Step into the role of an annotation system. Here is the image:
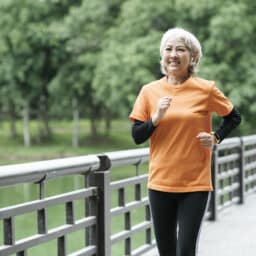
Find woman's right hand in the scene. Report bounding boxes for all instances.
[152,96,172,126]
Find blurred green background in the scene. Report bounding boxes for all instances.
[0,0,255,163]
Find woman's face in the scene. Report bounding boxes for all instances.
[162,38,191,77]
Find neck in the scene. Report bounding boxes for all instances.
[167,74,190,85]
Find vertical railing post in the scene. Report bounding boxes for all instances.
[91,155,111,256]
[37,208,48,234]
[4,217,15,245]
[239,137,245,204]
[17,251,27,256]
[37,178,48,235]
[58,236,66,256]
[210,145,218,221]
[85,172,97,248]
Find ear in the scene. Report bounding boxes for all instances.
[191,54,199,63]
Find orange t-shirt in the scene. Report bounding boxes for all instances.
[129,76,233,192]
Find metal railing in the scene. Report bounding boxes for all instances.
[0,135,256,256]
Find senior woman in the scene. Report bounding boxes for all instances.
[129,27,241,256]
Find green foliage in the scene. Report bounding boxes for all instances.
[0,0,255,139]
[49,0,124,121]
[198,2,256,134]
[0,0,81,118]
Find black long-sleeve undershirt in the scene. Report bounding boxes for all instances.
[132,118,157,144]
[131,107,241,145]
[214,107,241,143]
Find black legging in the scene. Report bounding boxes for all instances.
[148,189,209,256]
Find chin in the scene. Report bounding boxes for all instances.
[167,68,180,74]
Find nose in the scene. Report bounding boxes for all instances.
[169,49,178,58]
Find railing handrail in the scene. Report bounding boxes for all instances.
[0,155,100,187]
[216,136,241,149]
[242,134,256,145]
[102,147,149,168]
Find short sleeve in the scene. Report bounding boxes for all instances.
[208,84,233,116]
[129,86,150,122]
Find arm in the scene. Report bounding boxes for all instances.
[197,107,241,149]
[214,107,241,143]
[132,119,157,144]
[131,96,172,144]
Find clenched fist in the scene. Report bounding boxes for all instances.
[152,96,172,126]
[197,132,215,149]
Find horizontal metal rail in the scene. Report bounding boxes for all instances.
[0,187,97,219]
[0,155,100,187]
[103,148,149,168]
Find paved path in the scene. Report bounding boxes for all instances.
[144,193,256,256]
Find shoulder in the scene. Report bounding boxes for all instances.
[140,77,164,93]
[190,76,215,90]
[143,77,163,89]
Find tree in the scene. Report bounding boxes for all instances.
[49,0,125,145]
[200,1,256,134]
[0,0,81,146]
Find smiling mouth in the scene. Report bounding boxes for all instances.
[168,61,179,66]
[168,58,179,63]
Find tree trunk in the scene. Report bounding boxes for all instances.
[90,117,98,138]
[23,102,31,147]
[104,109,112,136]
[39,95,51,140]
[89,106,99,138]
[35,113,42,144]
[72,98,80,148]
[9,101,17,139]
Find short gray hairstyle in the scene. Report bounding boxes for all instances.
[159,27,202,75]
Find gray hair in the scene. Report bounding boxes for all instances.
[159,27,202,75]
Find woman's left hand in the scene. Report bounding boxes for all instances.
[196,132,215,149]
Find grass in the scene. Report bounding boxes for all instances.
[0,119,148,165]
